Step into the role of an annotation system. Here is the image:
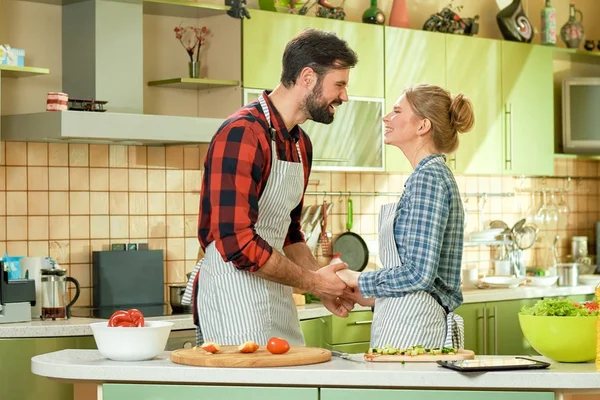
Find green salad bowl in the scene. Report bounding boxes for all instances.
[518,314,597,363]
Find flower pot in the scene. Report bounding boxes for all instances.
[189,61,200,79]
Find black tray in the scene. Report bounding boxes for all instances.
[437,357,551,372]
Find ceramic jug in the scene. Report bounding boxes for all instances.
[560,3,584,48]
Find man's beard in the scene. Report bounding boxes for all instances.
[303,82,341,125]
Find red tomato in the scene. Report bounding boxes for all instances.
[267,337,290,354]
[108,309,145,327]
[127,309,145,327]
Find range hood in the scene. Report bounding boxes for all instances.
[2,0,227,145]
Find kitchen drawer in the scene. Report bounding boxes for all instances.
[324,311,373,345]
[325,342,370,354]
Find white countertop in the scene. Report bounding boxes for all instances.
[2,286,595,339]
[31,349,600,391]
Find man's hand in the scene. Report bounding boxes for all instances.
[336,269,361,288]
[345,288,375,308]
[311,261,349,299]
[322,294,354,318]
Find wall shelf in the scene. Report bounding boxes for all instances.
[142,0,230,18]
[552,46,600,63]
[0,65,50,77]
[147,77,239,90]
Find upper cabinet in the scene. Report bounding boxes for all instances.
[384,27,446,173]
[501,42,554,176]
[242,10,384,99]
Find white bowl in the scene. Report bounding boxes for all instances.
[90,320,173,361]
[527,276,559,287]
[579,274,600,286]
[480,275,526,288]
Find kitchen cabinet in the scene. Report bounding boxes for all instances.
[455,298,540,356]
[321,389,553,400]
[446,35,503,175]
[501,42,554,176]
[0,336,96,400]
[242,10,384,99]
[384,27,446,173]
[102,384,317,400]
[300,317,326,348]
[322,310,372,354]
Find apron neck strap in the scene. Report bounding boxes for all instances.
[258,94,276,142]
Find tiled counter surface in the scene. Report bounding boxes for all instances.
[1,285,595,338]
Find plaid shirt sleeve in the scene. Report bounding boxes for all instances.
[358,171,449,297]
[199,120,273,272]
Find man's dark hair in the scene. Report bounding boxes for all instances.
[280,28,358,88]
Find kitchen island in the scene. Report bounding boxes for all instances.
[32,349,600,400]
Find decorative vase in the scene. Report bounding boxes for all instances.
[189,61,200,79]
[540,0,556,46]
[389,0,409,28]
[560,3,584,49]
[496,0,534,43]
[362,0,385,25]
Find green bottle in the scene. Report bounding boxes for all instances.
[362,0,385,25]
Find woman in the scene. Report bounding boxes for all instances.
[338,84,474,350]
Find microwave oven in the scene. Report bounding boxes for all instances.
[562,77,600,155]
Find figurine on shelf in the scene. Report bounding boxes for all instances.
[299,0,345,20]
[423,2,479,36]
[174,24,212,79]
[225,0,251,19]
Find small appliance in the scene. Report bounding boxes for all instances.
[0,266,36,324]
[562,77,600,155]
[40,266,81,320]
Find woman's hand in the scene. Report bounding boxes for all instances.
[345,287,375,308]
[336,269,360,288]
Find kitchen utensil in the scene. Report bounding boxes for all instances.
[320,201,332,257]
[365,349,475,362]
[331,350,366,362]
[170,346,331,368]
[300,205,314,232]
[40,267,81,320]
[556,263,579,287]
[169,284,191,314]
[333,198,369,272]
[90,320,173,361]
[305,203,323,241]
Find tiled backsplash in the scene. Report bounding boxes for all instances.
[1,141,598,309]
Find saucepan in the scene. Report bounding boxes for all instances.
[169,284,192,314]
[333,198,369,272]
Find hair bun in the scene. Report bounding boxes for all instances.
[449,93,475,134]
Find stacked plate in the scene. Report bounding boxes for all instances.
[579,274,600,286]
[467,228,505,242]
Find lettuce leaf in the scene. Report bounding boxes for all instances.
[520,298,596,316]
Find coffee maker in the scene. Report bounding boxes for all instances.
[0,264,36,324]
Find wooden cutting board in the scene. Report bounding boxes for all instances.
[170,346,331,368]
[365,349,475,362]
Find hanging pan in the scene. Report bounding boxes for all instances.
[333,197,369,272]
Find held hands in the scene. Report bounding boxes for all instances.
[336,269,375,308]
[313,261,355,318]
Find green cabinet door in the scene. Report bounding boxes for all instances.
[488,299,539,356]
[445,35,503,175]
[300,317,325,348]
[565,294,595,303]
[501,42,554,176]
[324,342,370,354]
[454,302,485,355]
[384,27,446,173]
[243,10,384,98]
[321,389,553,400]
[103,384,318,400]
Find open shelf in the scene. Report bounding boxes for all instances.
[147,77,239,90]
[552,46,600,63]
[0,65,50,77]
[142,0,230,18]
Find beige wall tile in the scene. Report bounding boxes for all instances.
[90,239,111,253]
[183,170,202,192]
[90,192,109,215]
[166,170,184,192]
[149,215,166,238]
[109,216,129,238]
[166,147,184,169]
[129,192,148,215]
[69,192,90,215]
[90,168,109,191]
[147,147,166,169]
[90,216,110,239]
[360,174,375,192]
[166,260,185,283]
[89,145,109,167]
[49,144,69,166]
[129,169,147,192]
[70,168,90,191]
[7,216,27,240]
[110,192,129,215]
[109,168,128,191]
[69,144,89,167]
[70,263,91,288]
[6,192,27,215]
[7,241,27,257]
[184,215,197,237]
[49,167,69,191]
[27,143,48,166]
[49,192,70,215]
[129,146,147,168]
[74,288,91,307]
[28,166,49,191]
[28,240,49,257]
[28,192,47,215]
[6,167,27,190]
[346,173,361,193]
[69,240,91,264]
[166,238,185,260]
[27,216,48,240]
[109,145,128,168]
[148,193,166,215]
[69,216,89,239]
[129,216,148,239]
[184,193,200,215]
[185,237,199,260]
[0,218,5,241]
[148,170,166,192]
[0,167,5,191]
[5,142,27,166]
[167,193,184,214]
[49,241,70,264]
[183,147,200,170]
[167,215,184,237]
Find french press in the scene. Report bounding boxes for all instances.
[40,267,81,320]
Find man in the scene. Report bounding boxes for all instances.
[185,28,359,346]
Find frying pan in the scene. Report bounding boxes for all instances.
[333,198,369,272]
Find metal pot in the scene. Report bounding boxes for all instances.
[556,263,579,287]
[169,284,192,314]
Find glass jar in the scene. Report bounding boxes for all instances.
[572,236,588,262]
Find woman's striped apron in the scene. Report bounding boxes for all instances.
[371,197,464,349]
[190,93,306,346]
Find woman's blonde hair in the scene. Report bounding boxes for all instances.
[403,84,475,154]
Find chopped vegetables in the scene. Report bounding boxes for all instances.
[520,298,599,317]
[367,345,457,356]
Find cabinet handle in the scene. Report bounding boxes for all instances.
[482,307,487,355]
[492,306,498,355]
[347,320,373,326]
[504,103,513,170]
